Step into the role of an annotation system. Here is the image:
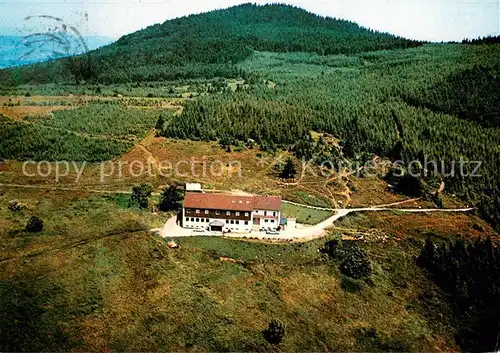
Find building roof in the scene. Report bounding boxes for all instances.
[254,195,282,211]
[183,193,282,211]
[184,193,254,211]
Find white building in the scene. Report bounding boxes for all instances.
[185,183,202,192]
[182,193,282,233]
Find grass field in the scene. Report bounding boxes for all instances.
[1,177,492,351]
[282,202,332,225]
[0,206,458,351]
[0,187,167,261]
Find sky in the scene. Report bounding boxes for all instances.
[0,0,499,42]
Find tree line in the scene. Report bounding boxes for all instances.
[418,238,500,351]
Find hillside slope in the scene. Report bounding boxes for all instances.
[0,3,423,85]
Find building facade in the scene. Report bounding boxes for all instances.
[182,193,282,233]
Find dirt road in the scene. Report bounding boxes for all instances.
[153,205,474,242]
[288,206,474,241]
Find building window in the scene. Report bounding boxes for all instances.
[196,218,200,222]
[215,211,220,215]
[244,212,249,217]
[186,209,191,214]
[235,212,240,216]
[226,211,231,216]
[264,211,267,216]
[264,219,268,223]
[196,209,200,214]
[270,219,274,223]
[236,220,239,225]
[205,210,209,214]
[230,220,234,224]
[273,211,276,216]
[245,221,248,225]
[226,219,229,223]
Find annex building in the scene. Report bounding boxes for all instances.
[182,193,282,233]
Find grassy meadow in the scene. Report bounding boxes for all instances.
[282,202,332,225]
[0,187,457,351]
[1,180,495,351]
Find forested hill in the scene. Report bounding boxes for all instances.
[0,3,423,85]
[115,3,422,60]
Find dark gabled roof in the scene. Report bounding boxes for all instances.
[183,193,282,211]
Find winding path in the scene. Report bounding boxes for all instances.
[272,206,475,241]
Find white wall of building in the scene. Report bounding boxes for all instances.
[183,215,253,233]
[253,209,281,228]
[182,207,281,233]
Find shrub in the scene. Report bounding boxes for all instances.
[394,174,423,197]
[385,166,423,197]
[155,115,165,130]
[280,158,297,179]
[8,200,26,212]
[434,194,444,208]
[25,216,44,233]
[340,245,372,279]
[320,239,341,258]
[472,223,484,232]
[263,319,286,345]
[131,183,154,209]
[158,185,184,212]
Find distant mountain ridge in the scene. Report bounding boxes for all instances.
[0,3,424,84]
[0,35,114,69]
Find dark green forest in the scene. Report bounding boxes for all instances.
[418,238,500,351]
[0,4,423,85]
[0,121,132,162]
[0,105,170,161]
